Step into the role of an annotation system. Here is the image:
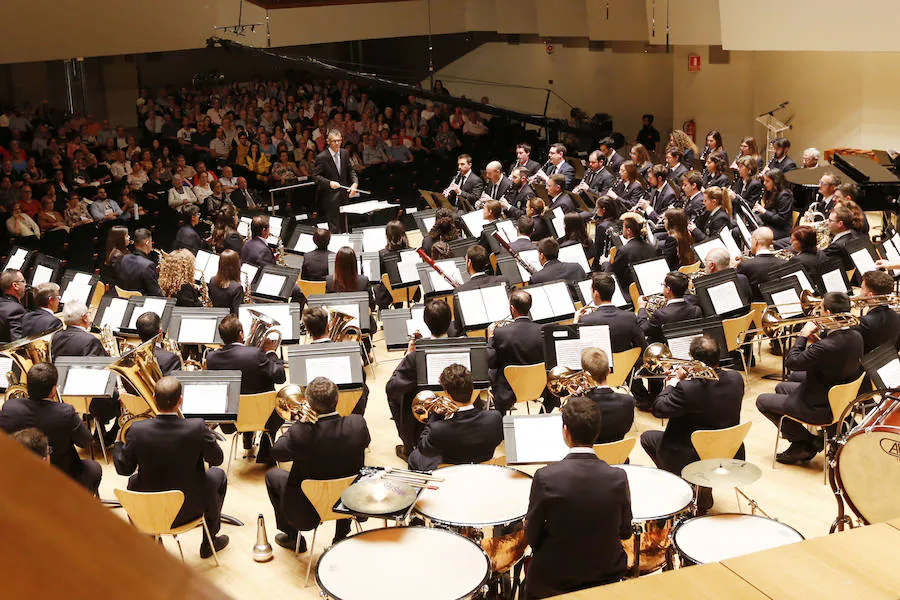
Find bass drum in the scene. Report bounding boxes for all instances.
[833,397,900,525]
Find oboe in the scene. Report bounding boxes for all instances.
[492,231,536,275]
[416,248,460,288]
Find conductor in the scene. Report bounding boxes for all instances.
[314,129,358,233]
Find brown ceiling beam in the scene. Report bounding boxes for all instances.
[247,0,399,9]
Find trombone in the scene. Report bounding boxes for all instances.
[737,309,859,343]
[635,343,718,381]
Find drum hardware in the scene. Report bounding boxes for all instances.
[274,384,317,423]
[546,366,598,398]
[681,458,770,519]
[252,513,273,562]
[411,390,459,423]
[637,343,719,381]
[325,308,362,343]
[0,325,61,400]
[738,309,859,342]
[246,308,283,351]
[416,248,461,288]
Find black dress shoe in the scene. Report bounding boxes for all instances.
[200,534,229,558]
[242,433,255,450]
[776,443,819,465]
[276,532,306,552]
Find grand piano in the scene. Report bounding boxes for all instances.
[785,153,900,213]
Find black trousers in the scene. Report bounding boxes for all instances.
[756,381,818,444]
[70,459,103,497]
[265,468,350,541]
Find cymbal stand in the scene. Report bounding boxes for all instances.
[734,487,771,519]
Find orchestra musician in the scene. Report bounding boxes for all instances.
[266,376,370,551]
[443,154,484,208]
[786,226,823,281]
[477,200,503,250]
[208,249,245,315]
[510,216,537,253]
[573,151,614,198]
[581,348,635,443]
[114,376,230,558]
[209,204,243,255]
[753,169,794,241]
[689,186,732,241]
[834,191,869,234]
[559,213,596,265]
[325,246,376,317]
[680,171,706,224]
[314,129,359,232]
[205,315,286,465]
[603,216,657,290]
[765,137,797,173]
[0,363,102,496]
[527,198,552,242]
[637,271,702,344]
[529,238,587,285]
[731,156,763,207]
[511,143,541,177]
[665,147,689,182]
[637,164,677,224]
[822,205,861,277]
[500,166,536,219]
[545,174,576,214]
[487,290,545,414]
[534,143,575,191]
[116,228,163,296]
[302,307,369,415]
[801,148,820,169]
[704,248,752,303]
[524,396,632,599]
[477,161,511,206]
[661,209,699,270]
[736,227,780,302]
[576,273,645,353]
[598,137,625,173]
[22,282,62,336]
[606,161,644,208]
[731,136,764,172]
[173,205,204,255]
[240,214,278,268]
[630,144,653,181]
[756,292,863,464]
[816,172,841,215]
[0,268,27,341]
[591,197,623,260]
[159,249,203,307]
[640,335,744,512]
[135,312,182,376]
[851,270,900,352]
[702,153,729,189]
[420,208,461,256]
[407,364,502,471]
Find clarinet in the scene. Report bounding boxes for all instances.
[492,231,537,275]
[416,248,460,288]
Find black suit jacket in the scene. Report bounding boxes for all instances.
[314,148,358,206]
[788,250,823,282]
[208,279,244,315]
[613,181,644,208]
[487,317,545,412]
[0,396,94,479]
[0,295,25,341]
[529,259,586,286]
[606,152,625,173]
[586,387,635,443]
[530,215,553,242]
[737,253,783,301]
[637,299,703,343]
[114,414,223,525]
[703,172,730,189]
[525,453,632,599]
[670,163,689,181]
[483,176,512,202]
[270,413,370,530]
[513,159,542,177]
[758,190,795,240]
[240,236,275,267]
[116,251,163,296]
[732,177,763,206]
[155,346,181,376]
[547,193,576,215]
[767,156,797,173]
[546,161,575,190]
[645,184,678,221]
[449,172,484,207]
[852,305,900,353]
[579,304,646,353]
[205,343,286,394]
[694,208,732,241]
[582,168,614,195]
[173,225,203,255]
[606,237,658,290]
[228,188,263,211]
[504,184,536,220]
[300,249,333,281]
[651,369,744,474]
[510,237,537,253]
[51,326,106,358]
[417,406,503,464]
[21,308,62,338]
[822,231,862,274]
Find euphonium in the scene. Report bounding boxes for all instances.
[411,390,458,423]
[326,309,362,343]
[639,343,719,380]
[274,384,318,423]
[105,335,164,408]
[546,366,599,398]
[246,309,283,350]
[0,325,61,400]
[642,294,667,316]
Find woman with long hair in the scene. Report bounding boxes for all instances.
[375,220,413,310]
[701,130,728,166]
[159,249,202,307]
[690,186,733,241]
[326,246,376,332]
[609,161,644,208]
[669,129,699,166]
[731,136,763,172]
[753,168,794,240]
[101,226,130,286]
[560,213,596,264]
[209,249,244,315]
[592,196,624,260]
[210,204,243,254]
[630,144,653,180]
[422,208,461,255]
[245,142,271,184]
[702,153,730,189]
[662,209,699,269]
[732,155,763,206]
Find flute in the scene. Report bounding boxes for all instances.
[492,231,536,275]
[416,248,460,288]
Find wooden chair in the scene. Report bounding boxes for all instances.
[336,389,363,416]
[483,454,507,466]
[791,210,800,227]
[114,286,142,300]
[608,246,617,265]
[608,347,643,388]
[88,283,106,311]
[678,261,703,275]
[466,328,487,338]
[692,422,753,461]
[61,395,108,464]
[593,437,636,464]
[772,373,865,481]
[380,273,418,308]
[299,475,359,586]
[628,282,641,314]
[114,489,219,566]
[297,279,326,298]
[721,312,756,376]
[227,391,278,474]
[504,362,547,414]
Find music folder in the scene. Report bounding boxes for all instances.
[383,249,423,289]
[527,280,577,324]
[238,302,302,343]
[381,307,414,351]
[354,225,388,253]
[119,297,177,333]
[3,246,33,274]
[416,257,469,296]
[454,283,510,331]
[816,258,851,294]
[543,323,614,372]
[692,269,750,318]
[661,316,728,361]
[630,256,671,297]
[59,269,100,308]
[862,344,900,391]
[167,307,230,344]
[286,224,317,254]
[495,256,527,286]
[327,251,382,282]
[54,357,117,398]
[173,370,242,421]
[414,337,490,390]
[503,414,569,465]
[251,264,301,301]
[576,275,629,310]
[460,210,488,238]
[412,209,438,237]
[287,342,364,389]
[307,291,372,333]
[761,278,804,319]
[29,253,62,287]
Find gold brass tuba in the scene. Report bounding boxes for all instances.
[546,366,598,398]
[246,309,283,350]
[411,390,458,423]
[326,308,362,343]
[0,325,61,400]
[105,335,164,409]
[274,384,318,423]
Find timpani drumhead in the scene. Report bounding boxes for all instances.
[673,514,804,565]
[316,527,490,600]
[415,464,532,527]
[836,426,900,524]
[614,464,694,520]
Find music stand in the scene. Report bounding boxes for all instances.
[760,278,805,381]
[414,340,490,390]
[543,323,614,372]
[460,210,488,239]
[412,209,438,237]
[173,370,242,422]
[307,291,372,334]
[381,307,414,351]
[286,224,318,254]
[449,237,479,258]
[454,283,511,332]
[251,265,301,302]
[327,252,381,282]
[631,256,671,297]
[816,259,852,294]
[542,207,566,239]
[416,258,468,297]
[845,236,880,280]
[287,342,365,389]
[167,308,229,345]
[120,297,176,334]
[2,246,33,273]
[238,302,303,344]
[503,414,569,465]
[862,344,900,390]
[55,357,117,402]
[756,110,790,165]
[769,262,816,295]
[576,275,630,309]
[661,316,729,362]
[383,250,422,292]
[692,270,750,319]
[29,253,62,287]
[526,280,577,324]
[93,296,129,332]
[59,270,101,309]
[353,225,388,253]
[558,243,590,273]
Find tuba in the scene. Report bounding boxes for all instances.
[326,308,362,343]
[0,325,61,400]
[105,335,164,409]
[546,366,598,398]
[411,390,458,423]
[246,309,283,350]
[274,384,318,423]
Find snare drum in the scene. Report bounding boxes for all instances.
[414,464,532,573]
[316,527,491,600]
[673,514,804,566]
[615,464,695,574]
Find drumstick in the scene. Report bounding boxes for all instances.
[383,466,444,482]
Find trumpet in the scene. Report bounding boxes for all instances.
[738,308,859,342]
[411,390,458,423]
[547,366,598,398]
[637,343,719,380]
[274,384,318,423]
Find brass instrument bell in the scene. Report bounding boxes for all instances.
[411,390,458,423]
[275,384,318,423]
[246,309,283,350]
[546,366,598,398]
[253,513,274,562]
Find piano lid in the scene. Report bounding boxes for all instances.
[784,165,844,187]
[832,153,899,184]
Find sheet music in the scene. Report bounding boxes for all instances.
[178,318,217,343]
[551,207,565,238]
[128,298,168,329]
[63,369,110,396]
[406,307,431,339]
[6,248,27,271]
[496,221,517,242]
[510,415,568,464]
[708,281,745,314]
[241,263,259,286]
[269,216,284,239]
[397,261,420,284]
[361,257,376,281]
[693,238,727,263]
[882,237,900,277]
[422,217,436,232]
[202,253,220,283]
[555,326,613,370]
[558,244,590,272]
[516,249,542,281]
[361,228,387,252]
[237,218,251,238]
[577,279,593,305]
[239,304,292,339]
[735,216,753,247]
[821,269,847,293]
[306,355,354,385]
[399,249,422,264]
[771,289,803,318]
[718,227,743,259]
[61,281,92,305]
[850,248,877,277]
[429,260,461,292]
[328,234,351,253]
[457,289,489,325]
[294,233,316,253]
[426,352,471,385]
[668,334,699,360]
[32,264,53,286]
[877,359,900,389]
[633,259,669,296]
[256,273,285,297]
[482,285,512,322]
[461,211,487,238]
[182,384,229,415]
[782,270,814,293]
[0,356,12,391]
[72,272,92,286]
[529,287,553,321]
[195,250,212,274]
[545,282,575,314]
[100,298,128,329]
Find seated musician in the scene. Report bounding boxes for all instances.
[487,290,545,414]
[476,200,503,250]
[386,298,454,459]
[527,197,552,241]
[636,271,702,344]
[449,245,509,335]
[640,336,744,513]
[206,315,285,465]
[477,161,511,207]
[753,169,794,241]
[703,248,752,307]
[511,142,541,177]
[581,348,635,443]
[559,213,596,264]
[736,227,780,302]
[22,282,62,337]
[325,246,376,331]
[241,214,279,268]
[833,184,869,234]
[302,306,368,415]
[135,312,181,376]
[661,209,699,271]
[0,363,102,495]
[510,215,537,253]
[208,249,245,315]
[679,171,705,225]
[573,151,614,198]
[822,205,862,278]
[636,164,677,224]
[689,186,732,241]
[159,249,203,307]
[765,137,797,173]
[576,273,645,353]
[114,376,229,558]
[266,376,370,552]
[756,292,864,465]
[115,228,163,296]
[51,300,119,444]
[544,173,576,214]
[529,237,587,285]
[731,156,763,207]
[602,216,657,290]
[665,146,688,182]
[500,166,536,220]
[421,208,462,256]
[786,226,823,282]
[172,205,204,255]
[0,268,26,341]
[299,227,333,282]
[444,153,484,208]
[407,364,502,471]
[852,270,900,352]
[524,397,632,599]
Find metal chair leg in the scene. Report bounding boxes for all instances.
[226,433,238,476]
[201,518,220,566]
[305,527,319,586]
[175,534,185,563]
[772,416,785,469]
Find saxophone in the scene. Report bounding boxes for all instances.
[242,271,252,303]
[100,325,121,357]
[276,238,286,266]
[199,277,212,307]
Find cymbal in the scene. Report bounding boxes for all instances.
[341,477,418,515]
[681,459,762,488]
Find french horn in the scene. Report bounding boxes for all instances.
[411,390,458,423]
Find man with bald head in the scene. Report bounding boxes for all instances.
[477,160,511,208]
[736,227,781,302]
[705,248,752,302]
